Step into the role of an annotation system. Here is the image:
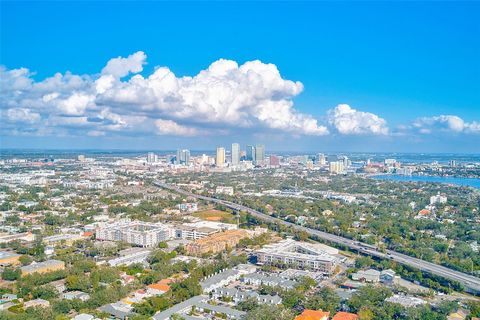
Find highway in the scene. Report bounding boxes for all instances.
[154,181,480,294]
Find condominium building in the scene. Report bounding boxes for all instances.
[147,152,157,164]
[96,220,173,247]
[329,161,345,174]
[255,239,339,275]
[176,149,190,165]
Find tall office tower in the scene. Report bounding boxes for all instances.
[77,155,85,162]
[316,153,326,165]
[450,160,457,167]
[255,144,265,165]
[147,152,156,163]
[329,161,345,174]
[246,145,255,162]
[216,147,225,167]
[231,143,240,166]
[176,149,191,165]
[340,155,350,168]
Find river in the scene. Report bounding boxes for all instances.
[371,175,480,189]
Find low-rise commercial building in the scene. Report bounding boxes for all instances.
[385,294,427,308]
[0,251,21,266]
[0,232,35,244]
[43,233,85,246]
[20,259,65,276]
[108,248,152,267]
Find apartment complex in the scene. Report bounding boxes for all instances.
[255,239,339,274]
[96,220,173,247]
[186,229,249,255]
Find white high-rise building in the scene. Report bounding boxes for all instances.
[329,161,345,174]
[316,153,326,165]
[216,147,225,167]
[176,149,191,165]
[147,152,157,163]
[231,143,240,166]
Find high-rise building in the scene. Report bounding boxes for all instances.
[340,156,350,168]
[77,155,85,162]
[176,149,191,165]
[147,152,157,163]
[231,143,240,166]
[246,145,255,162]
[255,144,265,165]
[316,153,326,165]
[450,160,457,167]
[329,161,345,174]
[216,147,225,167]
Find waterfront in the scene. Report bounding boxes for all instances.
[372,174,480,189]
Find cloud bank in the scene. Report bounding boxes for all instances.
[1,52,331,138]
[412,115,480,134]
[1,51,477,141]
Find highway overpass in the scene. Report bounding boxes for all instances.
[154,181,480,294]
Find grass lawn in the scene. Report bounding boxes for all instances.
[193,209,236,223]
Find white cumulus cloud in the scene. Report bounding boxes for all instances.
[327,104,388,135]
[154,119,199,136]
[0,51,331,138]
[6,108,41,124]
[101,51,147,78]
[413,115,480,134]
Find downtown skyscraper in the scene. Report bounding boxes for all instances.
[231,143,240,166]
[246,145,255,162]
[176,149,191,165]
[216,147,225,167]
[255,144,265,165]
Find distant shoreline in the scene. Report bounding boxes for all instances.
[371,174,480,189]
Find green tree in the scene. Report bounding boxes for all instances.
[19,255,33,266]
[245,304,294,320]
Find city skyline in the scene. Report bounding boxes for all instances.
[1,2,479,153]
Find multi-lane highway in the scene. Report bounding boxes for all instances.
[154,181,480,294]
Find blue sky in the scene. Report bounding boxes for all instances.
[1,1,479,152]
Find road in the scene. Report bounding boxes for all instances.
[154,181,480,294]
